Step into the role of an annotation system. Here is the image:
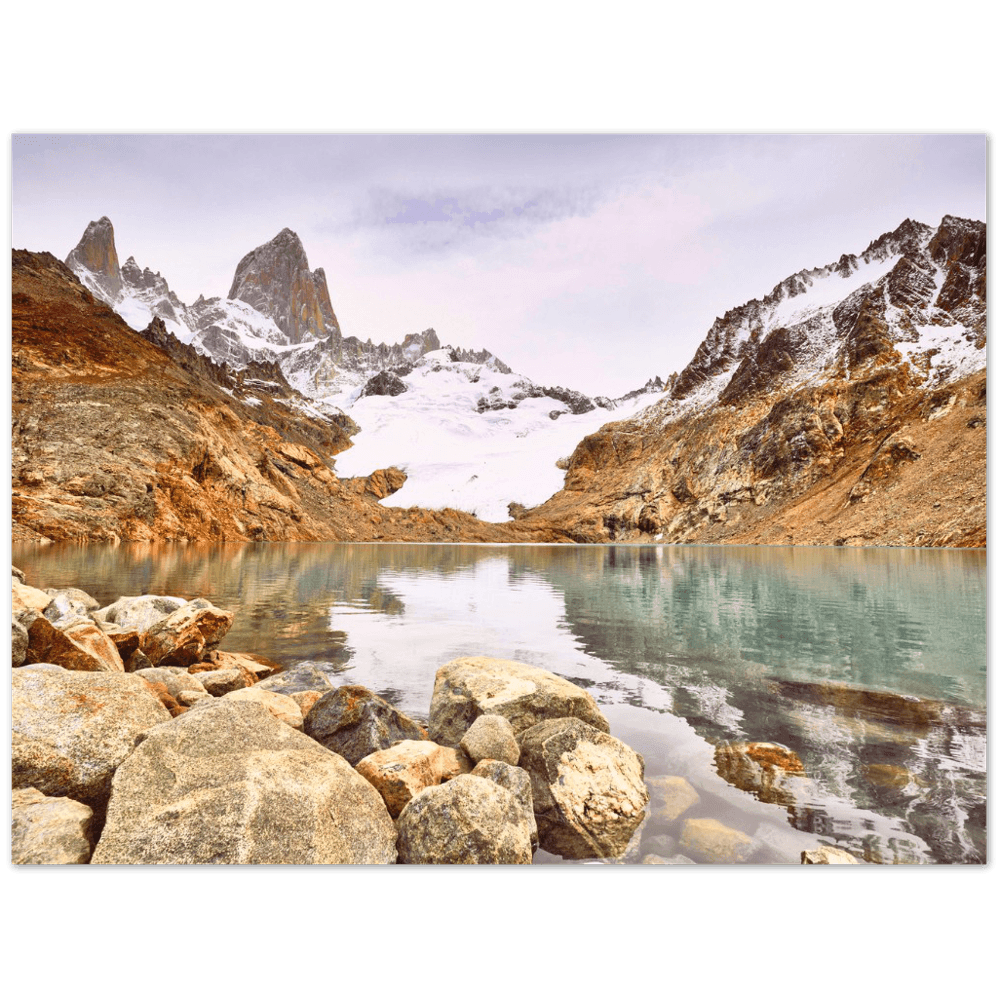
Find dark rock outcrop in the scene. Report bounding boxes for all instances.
[360,371,408,397]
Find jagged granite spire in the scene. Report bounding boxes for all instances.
[65,216,122,300]
[227,228,340,345]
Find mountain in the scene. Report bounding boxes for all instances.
[529,216,986,547]
[62,219,511,395]
[11,251,575,544]
[65,216,122,300]
[63,218,666,519]
[228,227,341,344]
[48,213,985,544]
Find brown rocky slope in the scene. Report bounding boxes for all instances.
[528,216,986,547]
[11,251,570,545]
[532,368,985,547]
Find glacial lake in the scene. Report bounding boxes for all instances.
[13,541,987,865]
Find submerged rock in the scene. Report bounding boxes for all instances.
[92,700,397,864]
[429,656,609,747]
[647,775,700,823]
[679,817,755,863]
[714,741,805,807]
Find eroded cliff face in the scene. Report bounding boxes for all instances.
[10,251,571,545]
[528,216,986,547]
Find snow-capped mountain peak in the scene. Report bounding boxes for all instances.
[660,215,985,418]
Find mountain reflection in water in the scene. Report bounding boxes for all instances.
[14,541,986,864]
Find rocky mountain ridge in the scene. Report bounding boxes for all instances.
[527,215,986,547]
[63,219,604,409]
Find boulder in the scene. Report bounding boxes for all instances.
[396,774,533,864]
[92,594,187,633]
[204,649,282,681]
[91,700,397,864]
[43,587,100,623]
[144,682,187,718]
[517,717,648,859]
[647,775,700,823]
[188,656,257,689]
[714,741,805,806]
[125,649,154,672]
[140,599,234,667]
[12,669,171,809]
[801,846,861,864]
[134,667,211,706]
[188,668,248,696]
[12,565,26,584]
[12,616,29,666]
[290,690,325,716]
[256,662,334,697]
[102,627,143,664]
[642,853,696,864]
[356,739,471,817]
[679,817,755,863]
[304,685,428,766]
[11,787,95,864]
[429,657,609,746]
[223,687,304,729]
[471,759,538,849]
[12,580,56,615]
[24,614,125,672]
[460,713,520,766]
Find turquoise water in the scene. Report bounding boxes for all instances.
[13,541,987,864]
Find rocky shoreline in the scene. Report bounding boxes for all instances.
[12,566,860,865]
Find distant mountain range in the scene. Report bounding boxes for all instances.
[65,217,658,405]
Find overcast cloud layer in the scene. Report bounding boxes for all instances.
[12,134,986,396]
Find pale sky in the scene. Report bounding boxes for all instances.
[11,134,986,396]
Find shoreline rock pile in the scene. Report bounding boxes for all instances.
[11,567,862,866]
